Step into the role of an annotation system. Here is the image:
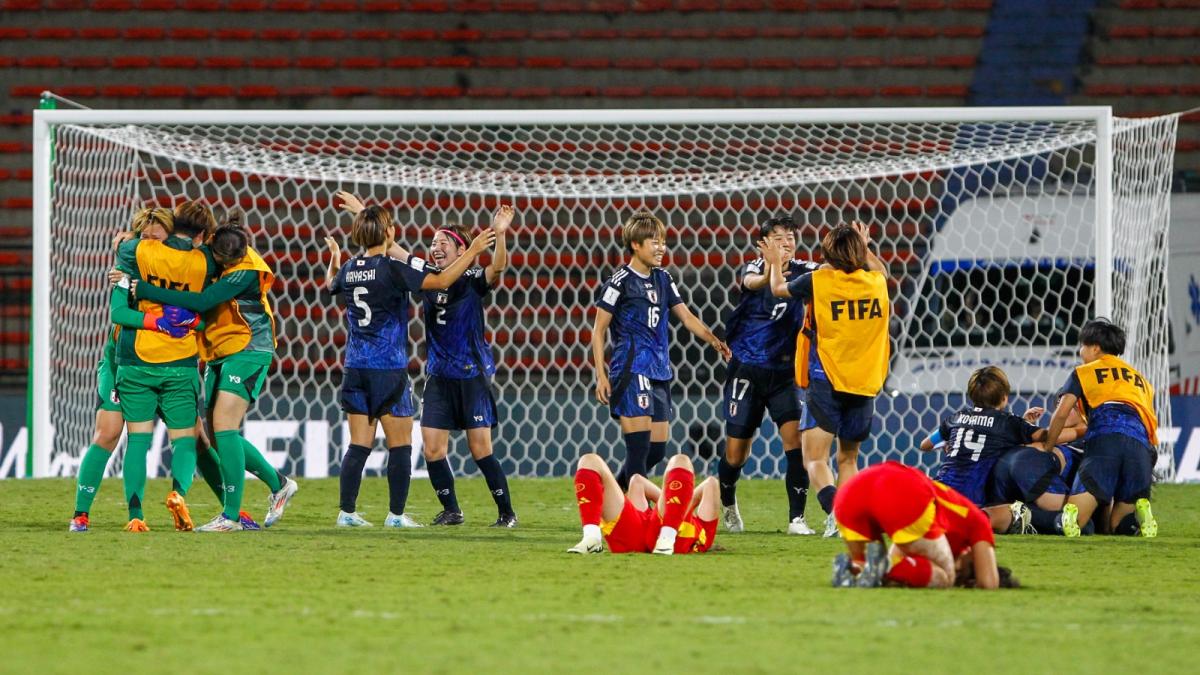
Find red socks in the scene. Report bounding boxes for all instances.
[574,468,603,526]
[660,468,694,530]
[885,555,934,588]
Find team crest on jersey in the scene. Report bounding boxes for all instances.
[355,259,364,266]
[646,289,658,304]
[435,292,449,304]
[637,393,650,409]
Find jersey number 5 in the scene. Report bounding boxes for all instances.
[352,287,372,327]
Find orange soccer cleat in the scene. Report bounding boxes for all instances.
[164,491,194,531]
[123,518,150,533]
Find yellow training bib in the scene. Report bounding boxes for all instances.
[133,240,210,364]
[1074,353,1158,446]
[804,268,890,397]
[201,247,277,361]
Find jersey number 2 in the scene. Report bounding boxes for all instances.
[353,287,372,327]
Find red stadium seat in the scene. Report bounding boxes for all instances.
[888,55,931,67]
[421,86,464,98]
[374,87,417,98]
[478,56,519,68]
[33,27,75,39]
[1094,55,1139,66]
[250,57,289,69]
[880,85,923,97]
[1130,84,1174,96]
[926,84,969,97]
[66,56,108,68]
[215,28,256,40]
[660,57,702,71]
[443,28,483,41]
[567,56,609,69]
[576,28,619,39]
[612,58,655,69]
[796,56,838,69]
[145,85,188,97]
[752,57,793,69]
[603,86,647,98]
[648,85,689,97]
[156,56,197,68]
[169,27,210,40]
[525,56,566,68]
[90,0,134,9]
[894,25,938,39]
[308,29,347,40]
[511,87,553,98]
[943,25,985,38]
[713,27,756,38]
[467,87,511,98]
[181,0,222,8]
[227,0,266,8]
[396,29,438,41]
[530,28,570,40]
[1107,25,1151,39]
[623,28,665,39]
[805,26,849,39]
[933,55,976,68]
[78,27,119,38]
[789,85,830,98]
[235,85,278,98]
[102,85,143,98]
[833,86,874,98]
[708,57,748,69]
[741,86,784,98]
[431,56,471,67]
[19,56,63,67]
[352,29,391,40]
[342,57,382,69]
[695,85,736,98]
[329,86,370,97]
[295,56,336,69]
[843,56,884,68]
[260,29,302,40]
[556,85,598,97]
[1084,83,1130,96]
[191,85,235,98]
[852,25,891,38]
[204,56,244,69]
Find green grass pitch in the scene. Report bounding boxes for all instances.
[2,476,1198,673]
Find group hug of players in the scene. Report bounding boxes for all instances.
[69,195,1162,589]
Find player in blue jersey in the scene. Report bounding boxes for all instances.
[325,203,495,528]
[591,210,731,490]
[920,366,1083,532]
[416,207,518,528]
[986,437,1085,535]
[716,214,821,536]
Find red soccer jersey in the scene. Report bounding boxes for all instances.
[929,479,995,554]
[834,461,942,544]
[601,497,718,554]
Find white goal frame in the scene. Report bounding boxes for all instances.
[29,106,1118,478]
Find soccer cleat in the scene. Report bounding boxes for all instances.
[831,553,856,588]
[238,511,262,531]
[856,542,889,588]
[196,514,244,532]
[652,530,676,555]
[490,513,519,528]
[822,513,841,539]
[567,533,604,555]
[1061,503,1081,537]
[1135,498,1157,538]
[787,516,816,536]
[721,503,744,533]
[1007,501,1035,535]
[384,512,424,528]
[336,511,373,528]
[164,490,194,532]
[123,518,149,533]
[264,477,298,528]
[69,515,90,533]
[430,510,464,526]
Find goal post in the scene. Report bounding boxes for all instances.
[29,106,1179,481]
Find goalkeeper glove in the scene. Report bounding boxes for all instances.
[162,305,200,330]
[142,313,191,339]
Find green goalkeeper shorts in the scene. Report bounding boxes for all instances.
[95,355,121,413]
[116,365,200,429]
[204,351,272,405]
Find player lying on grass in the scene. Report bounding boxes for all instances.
[568,452,719,555]
[326,200,494,528]
[1043,319,1159,537]
[717,214,820,535]
[767,221,890,538]
[336,192,518,527]
[131,213,298,532]
[592,211,731,491]
[986,439,1085,535]
[919,365,1084,534]
[831,461,1010,589]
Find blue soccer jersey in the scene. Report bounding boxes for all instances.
[725,257,820,370]
[422,266,496,379]
[595,265,683,382]
[935,406,1040,505]
[332,254,430,370]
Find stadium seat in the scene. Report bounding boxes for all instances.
[237,85,279,98]
[215,28,256,40]
[102,85,143,98]
[260,29,302,40]
[169,27,211,40]
[250,57,289,69]
[111,56,152,68]
[204,56,245,69]
[66,56,108,68]
[145,85,188,97]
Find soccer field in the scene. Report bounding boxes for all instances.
[3,477,1198,674]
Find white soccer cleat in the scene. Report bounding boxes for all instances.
[722,503,744,533]
[1008,501,1035,535]
[384,512,423,528]
[264,477,298,528]
[652,531,676,555]
[196,514,244,533]
[336,511,373,528]
[567,532,604,555]
[787,516,816,535]
[822,513,841,539]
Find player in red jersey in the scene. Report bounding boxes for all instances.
[831,461,1006,589]
[568,452,719,555]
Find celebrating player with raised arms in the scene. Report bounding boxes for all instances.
[767,222,890,538]
[71,207,190,531]
[717,214,820,535]
[1044,319,1159,537]
[326,201,495,528]
[591,211,731,489]
[568,452,720,555]
[831,461,1009,589]
[132,214,298,532]
[110,201,219,531]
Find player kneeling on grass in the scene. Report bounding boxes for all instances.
[1043,319,1159,538]
[920,365,1084,535]
[718,214,820,535]
[132,214,298,532]
[767,222,890,538]
[326,201,494,528]
[831,461,1008,589]
[569,453,719,555]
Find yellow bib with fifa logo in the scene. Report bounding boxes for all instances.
[795,268,890,397]
[200,247,277,361]
[133,239,211,363]
[1074,353,1158,446]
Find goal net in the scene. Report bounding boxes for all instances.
[31,108,1180,482]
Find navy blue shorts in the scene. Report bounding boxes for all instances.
[340,367,416,419]
[723,360,804,438]
[986,447,1058,505]
[800,377,874,442]
[1071,433,1154,504]
[421,375,497,430]
[610,372,672,422]
[1045,446,1082,496]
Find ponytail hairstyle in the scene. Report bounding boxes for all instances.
[210,210,250,268]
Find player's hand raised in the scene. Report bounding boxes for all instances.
[492,204,515,235]
[1023,407,1045,424]
[850,220,872,244]
[758,238,782,266]
[324,236,342,264]
[595,373,611,405]
[334,190,365,216]
[467,228,497,256]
